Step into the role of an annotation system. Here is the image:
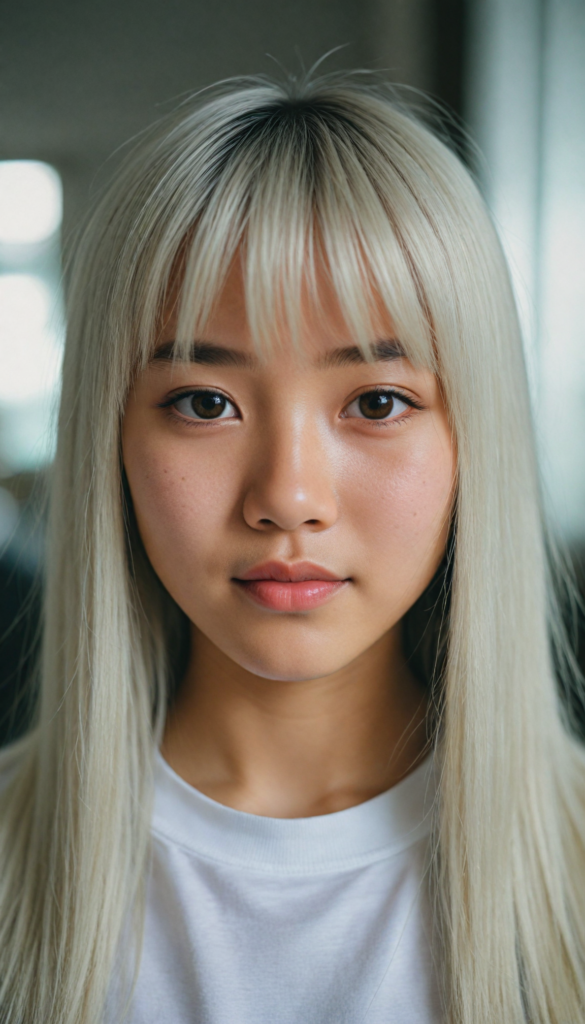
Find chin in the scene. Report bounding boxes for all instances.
[221,635,356,683]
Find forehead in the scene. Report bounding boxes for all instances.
[158,256,402,368]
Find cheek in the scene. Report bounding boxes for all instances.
[342,425,454,594]
[124,436,238,581]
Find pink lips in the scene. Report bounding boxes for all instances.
[234,561,349,612]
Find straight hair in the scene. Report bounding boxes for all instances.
[1,72,585,1023]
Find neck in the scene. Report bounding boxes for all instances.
[161,626,430,818]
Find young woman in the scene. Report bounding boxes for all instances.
[1,72,584,1024]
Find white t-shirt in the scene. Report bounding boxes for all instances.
[114,751,443,1024]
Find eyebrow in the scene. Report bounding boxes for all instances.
[318,340,406,367]
[152,338,405,368]
[152,341,257,368]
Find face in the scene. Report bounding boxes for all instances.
[122,261,456,682]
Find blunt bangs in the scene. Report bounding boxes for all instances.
[117,85,486,378]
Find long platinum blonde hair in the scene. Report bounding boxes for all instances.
[1,72,585,1024]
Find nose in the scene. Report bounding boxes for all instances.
[242,411,339,533]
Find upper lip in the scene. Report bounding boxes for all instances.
[235,561,346,583]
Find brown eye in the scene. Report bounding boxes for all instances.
[173,391,236,420]
[358,391,394,419]
[344,390,410,422]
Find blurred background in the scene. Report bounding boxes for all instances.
[0,0,584,743]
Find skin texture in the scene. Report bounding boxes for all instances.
[122,260,456,817]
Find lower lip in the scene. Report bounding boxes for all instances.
[235,579,347,612]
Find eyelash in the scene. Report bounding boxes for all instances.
[343,388,423,426]
[157,388,239,426]
[157,387,424,426]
